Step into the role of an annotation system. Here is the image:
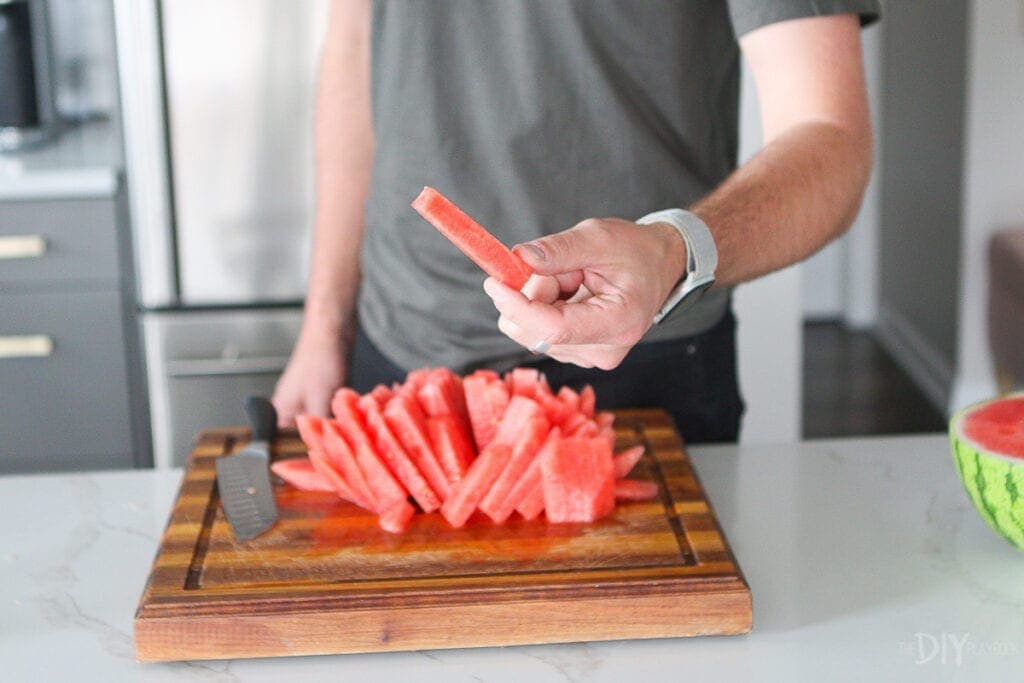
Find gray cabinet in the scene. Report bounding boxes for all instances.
[0,191,149,473]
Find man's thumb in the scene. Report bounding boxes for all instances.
[512,225,596,275]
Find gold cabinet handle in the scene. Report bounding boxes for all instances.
[0,235,47,260]
[0,335,54,359]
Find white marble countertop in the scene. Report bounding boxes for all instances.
[2,434,1022,681]
[0,119,121,200]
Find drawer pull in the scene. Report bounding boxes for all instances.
[0,235,47,260]
[0,334,54,359]
[167,355,290,378]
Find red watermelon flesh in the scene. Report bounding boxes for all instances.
[557,386,580,414]
[579,385,596,417]
[468,368,501,382]
[561,411,589,436]
[384,393,452,500]
[427,415,476,482]
[613,445,646,479]
[378,499,417,534]
[441,444,513,528]
[360,398,442,512]
[307,447,362,506]
[295,414,326,453]
[595,411,615,429]
[961,396,1024,458]
[479,414,551,523]
[542,437,615,523]
[464,374,509,451]
[508,367,541,397]
[411,186,534,290]
[503,427,561,518]
[331,388,408,510]
[417,372,473,441]
[516,483,546,520]
[535,390,568,425]
[322,419,378,511]
[404,367,432,393]
[614,479,659,501]
[369,383,394,405]
[271,457,335,492]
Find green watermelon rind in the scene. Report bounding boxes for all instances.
[949,394,1024,552]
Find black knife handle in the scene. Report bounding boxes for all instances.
[245,396,278,442]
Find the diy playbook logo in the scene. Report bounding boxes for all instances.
[899,632,1019,666]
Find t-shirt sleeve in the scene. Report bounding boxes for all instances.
[727,0,880,38]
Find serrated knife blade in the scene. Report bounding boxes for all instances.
[216,396,279,541]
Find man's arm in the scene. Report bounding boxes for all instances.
[272,0,373,425]
[483,14,872,370]
[696,13,872,285]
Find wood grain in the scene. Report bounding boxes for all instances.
[134,409,751,661]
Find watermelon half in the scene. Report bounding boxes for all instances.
[949,393,1024,551]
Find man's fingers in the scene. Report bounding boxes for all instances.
[512,221,611,276]
[521,273,561,304]
[485,277,642,347]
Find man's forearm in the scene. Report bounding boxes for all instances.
[303,0,373,338]
[692,119,872,287]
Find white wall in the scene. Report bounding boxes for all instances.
[735,61,802,444]
[950,0,1024,412]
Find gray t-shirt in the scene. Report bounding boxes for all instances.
[359,0,879,373]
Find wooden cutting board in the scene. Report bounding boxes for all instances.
[134,409,751,661]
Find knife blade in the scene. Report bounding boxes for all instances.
[216,396,279,541]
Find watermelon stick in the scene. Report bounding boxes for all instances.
[411,186,534,290]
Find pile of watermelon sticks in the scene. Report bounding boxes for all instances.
[272,367,659,533]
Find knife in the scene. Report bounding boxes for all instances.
[216,396,280,541]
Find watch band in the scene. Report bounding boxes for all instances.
[636,208,718,324]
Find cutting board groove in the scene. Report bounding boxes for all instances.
[135,409,751,661]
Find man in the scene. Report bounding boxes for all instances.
[273,0,879,444]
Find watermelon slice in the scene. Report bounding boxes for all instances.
[541,437,615,523]
[950,394,1024,551]
[557,386,580,414]
[479,413,551,523]
[331,388,408,510]
[369,384,394,406]
[595,411,615,429]
[322,419,378,511]
[507,367,542,397]
[384,392,452,500]
[613,445,646,479]
[614,479,659,501]
[427,415,476,483]
[560,411,589,436]
[579,385,596,417]
[359,396,442,512]
[441,444,513,528]
[417,369,473,439]
[295,414,326,453]
[464,374,510,451]
[516,483,546,521]
[378,500,417,534]
[271,457,335,492]
[307,447,362,506]
[502,427,560,519]
[411,186,533,290]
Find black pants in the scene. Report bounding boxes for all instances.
[349,311,744,444]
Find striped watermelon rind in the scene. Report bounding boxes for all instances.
[949,393,1024,552]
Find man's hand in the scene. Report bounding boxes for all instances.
[483,218,686,370]
[272,327,349,427]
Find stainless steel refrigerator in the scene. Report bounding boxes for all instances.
[114,0,328,467]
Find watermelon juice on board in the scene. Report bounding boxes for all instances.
[949,393,1024,551]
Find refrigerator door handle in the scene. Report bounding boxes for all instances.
[166,355,290,378]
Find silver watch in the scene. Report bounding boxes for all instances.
[636,208,717,324]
